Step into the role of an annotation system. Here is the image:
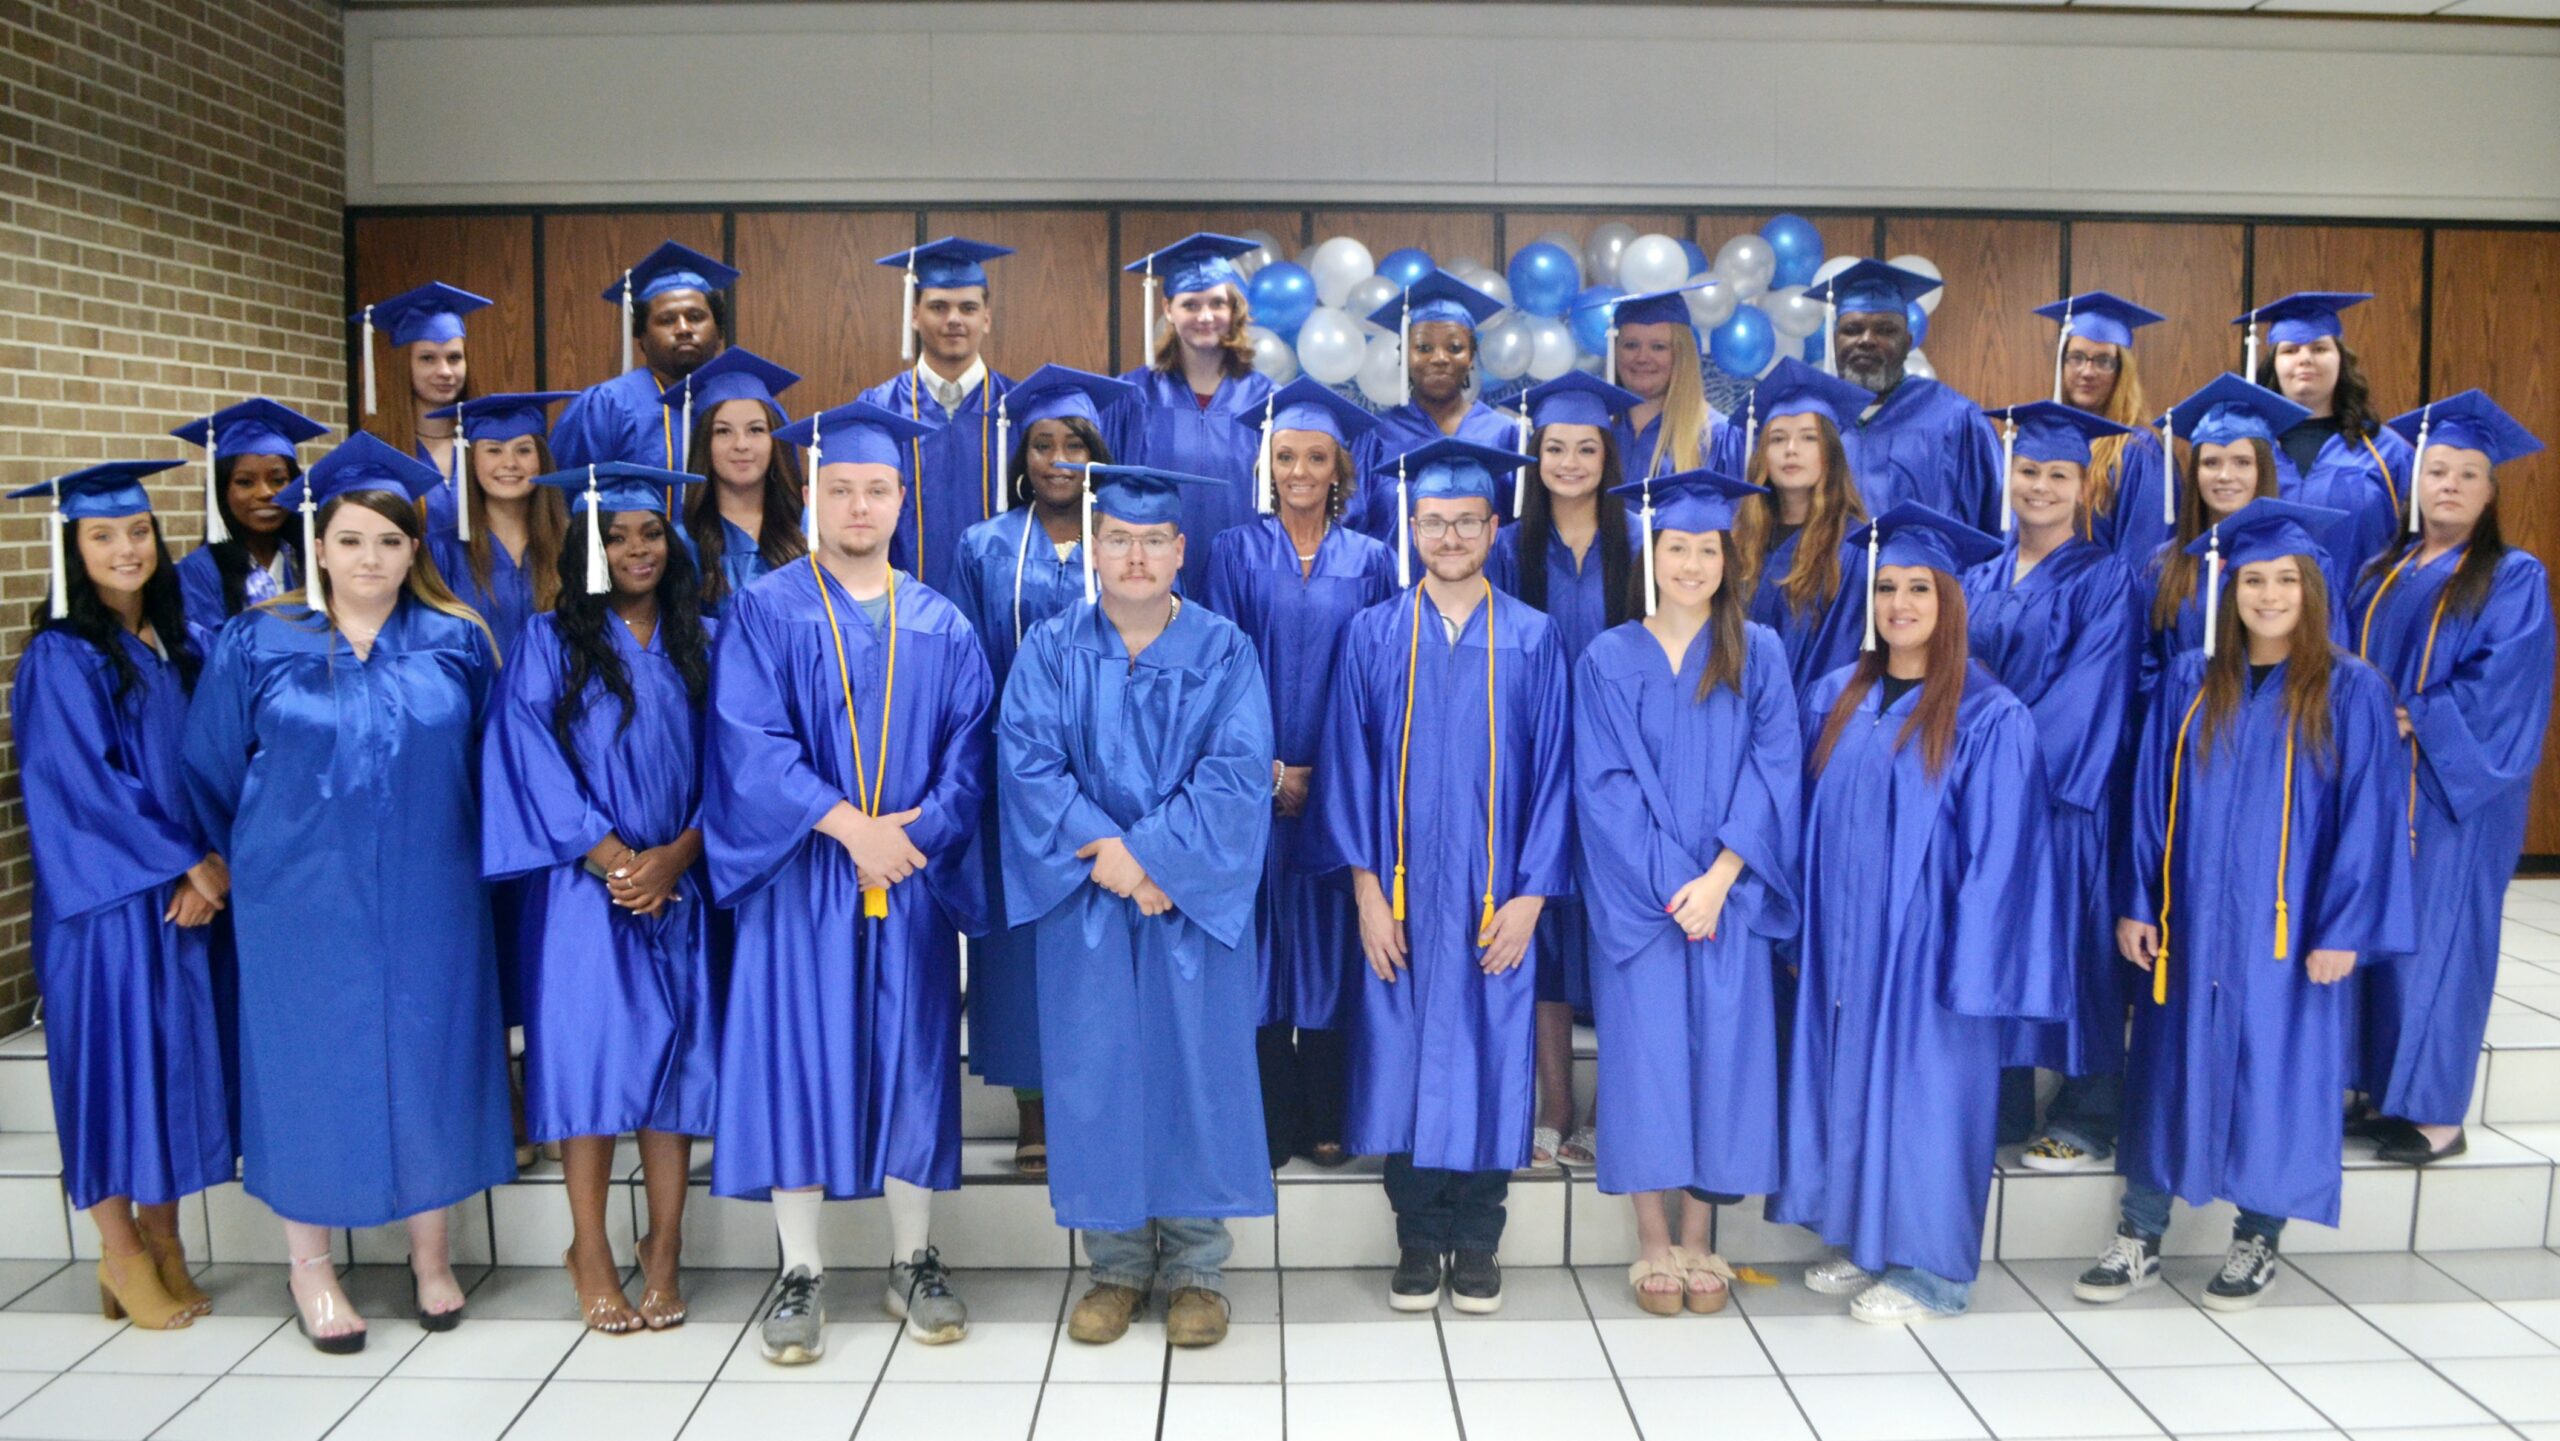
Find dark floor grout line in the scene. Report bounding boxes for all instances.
[1431,1304,1468,1441]
[1993,1258,2183,1438]
[1273,1262,1290,1441]
[1723,1270,1825,1440]
[1006,1264,1074,1441]
[1562,1261,1647,1440]
[0,1259,67,1310]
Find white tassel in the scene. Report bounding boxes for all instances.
[2243,321,2260,386]
[46,482,67,621]
[1010,502,1036,644]
[201,417,229,545]
[1255,398,1275,515]
[1396,460,1411,589]
[1743,393,1758,477]
[2160,413,2178,526]
[1397,287,1412,407]
[1821,299,1837,378]
[584,465,608,595]
[993,391,1011,515]
[621,270,635,374]
[1513,408,1530,520]
[1604,322,1619,386]
[900,259,919,363]
[1640,497,1657,617]
[301,491,324,624]
[360,305,378,416]
[1860,525,1879,652]
[2202,530,2221,659]
[804,433,822,550]
[452,413,471,544]
[2407,409,2430,535]
[1998,415,2017,534]
[678,377,693,473]
[2050,303,2073,404]
[1080,469,1097,603]
[1142,264,1160,359]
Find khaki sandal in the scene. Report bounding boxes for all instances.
[1626,1255,1687,1317]
[1670,1246,1735,1314]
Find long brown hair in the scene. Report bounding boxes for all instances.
[2198,557,2336,765]
[461,434,569,611]
[2149,435,2280,633]
[686,399,808,608]
[270,489,497,655]
[1151,281,1256,380]
[1811,569,1971,780]
[2078,343,2148,528]
[2254,337,2385,445]
[1733,414,1863,613]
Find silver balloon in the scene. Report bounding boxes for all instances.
[1618,232,1692,296]
[1761,284,1824,341]
[1573,352,1605,375]
[1356,334,1406,407]
[1583,222,1638,288]
[1478,314,1535,381]
[1473,270,1512,309]
[1888,254,1945,314]
[1294,307,1366,386]
[1525,315,1577,382]
[1902,347,1936,382]
[1344,274,1400,331]
[1712,233,1777,300]
[1308,236,1377,310]
[1685,279,1738,331]
[1245,324,1298,384]
[1444,256,1487,281]
[1234,229,1283,281]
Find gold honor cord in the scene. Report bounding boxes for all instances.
[661,406,678,516]
[1390,578,1501,934]
[811,558,899,919]
[2359,547,2457,856]
[2152,690,2207,1006]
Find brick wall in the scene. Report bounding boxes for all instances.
[0,2,344,1028]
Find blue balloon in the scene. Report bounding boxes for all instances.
[1801,329,1828,365]
[1246,261,1317,343]
[1905,298,1930,349]
[1507,242,1579,319]
[1569,285,1625,357]
[1708,305,1776,379]
[1680,239,1710,281]
[1377,247,1436,290]
[1764,214,1826,290]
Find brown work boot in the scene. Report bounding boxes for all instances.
[1067,1282,1145,1344]
[1165,1286,1229,1347]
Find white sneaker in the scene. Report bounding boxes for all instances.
[1849,1281,1937,1325]
[1803,1255,1871,1295]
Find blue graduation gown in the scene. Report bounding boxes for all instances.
[2278,425,2414,595]
[1840,378,2005,533]
[1749,528,1870,697]
[182,601,512,1227]
[16,628,230,1210]
[1774,662,2065,1283]
[1574,621,1800,1198]
[1203,518,1398,1029]
[997,601,1278,1231]
[856,368,1017,595]
[1106,368,1273,595]
[1965,538,2143,1075]
[1345,402,1522,553]
[2351,546,2554,1123]
[947,507,1088,1088]
[1310,586,1575,1172]
[429,535,541,663]
[554,367,685,471]
[175,545,298,641]
[2089,430,2173,568]
[482,612,718,1142]
[1611,405,1743,483]
[703,563,993,1200]
[2118,651,2417,1225]
[705,517,777,616]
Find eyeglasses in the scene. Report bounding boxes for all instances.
[1412,515,1490,541]
[2062,351,2123,374]
[1096,532,1177,556]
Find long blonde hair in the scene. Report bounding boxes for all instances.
[1638,336,1713,478]
[2081,343,2149,529]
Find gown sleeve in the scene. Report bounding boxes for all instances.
[1119,634,1276,954]
[1512,623,1576,899]
[996,619,1142,929]
[701,587,856,906]
[2407,557,2556,824]
[2116,664,2185,928]
[1938,694,2067,1021]
[2041,561,2143,814]
[907,623,996,936]
[179,620,259,859]
[1717,627,1805,939]
[13,633,201,917]
[1570,652,1710,964]
[2303,666,2419,959]
[548,387,609,470]
[1956,409,2006,534]
[478,620,614,881]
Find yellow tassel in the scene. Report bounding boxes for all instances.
[1391,868,1406,923]
[1732,1266,1780,1288]
[864,886,889,920]
[1479,893,1496,936]
[2273,902,2289,961]
[2152,945,2168,1006]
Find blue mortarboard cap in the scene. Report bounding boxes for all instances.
[2234,292,2369,347]
[2035,292,2165,351]
[1986,400,2136,467]
[1748,357,1874,430]
[426,391,579,445]
[602,241,739,306]
[1852,502,2004,574]
[2388,390,2545,469]
[775,401,939,470]
[1611,467,1765,534]
[2183,498,2347,568]
[1253,376,1381,447]
[1123,233,1257,298]
[1368,269,1507,332]
[279,431,444,511]
[1593,279,1712,331]
[1003,365,1139,430]
[1523,371,1642,431]
[1395,436,1533,506]
[532,461,697,517]
[1806,259,1941,317]
[2162,374,2312,449]
[171,399,329,461]
[878,236,1014,292]
[7,460,177,520]
[1072,463,1228,527]
[660,347,800,416]
[352,282,492,348]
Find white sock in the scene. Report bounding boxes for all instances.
[885,1177,932,1264]
[772,1187,824,1278]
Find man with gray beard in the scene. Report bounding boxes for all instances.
[1808,260,2004,534]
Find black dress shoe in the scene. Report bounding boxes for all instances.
[2375,1125,2466,1166]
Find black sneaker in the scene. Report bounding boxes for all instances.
[2071,1227,2161,1304]
[2201,1232,2280,1312]
[1448,1249,1503,1315]
[1388,1247,1443,1312]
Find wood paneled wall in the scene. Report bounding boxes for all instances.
[345,205,2560,854]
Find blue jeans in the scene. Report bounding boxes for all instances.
[1881,1266,1972,1314]
[2119,1182,2288,1244]
[1082,1217,1233,1294]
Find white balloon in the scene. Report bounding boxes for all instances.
[1888,254,1945,314]
[1237,229,1283,255]
[1295,307,1366,385]
[1308,237,1377,310]
[1472,271,1512,309]
[1356,334,1406,407]
[1810,254,1861,287]
[1902,347,1936,382]
[1478,315,1535,381]
[1245,325,1298,384]
[1685,279,1738,331]
[1760,284,1824,340]
[1584,222,1638,287]
[1525,316,1577,381]
[1618,233,1691,296]
[1344,274,1400,330]
[1712,234,1777,300]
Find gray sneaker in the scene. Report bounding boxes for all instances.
[886,1246,968,1344]
[758,1266,825,1365]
